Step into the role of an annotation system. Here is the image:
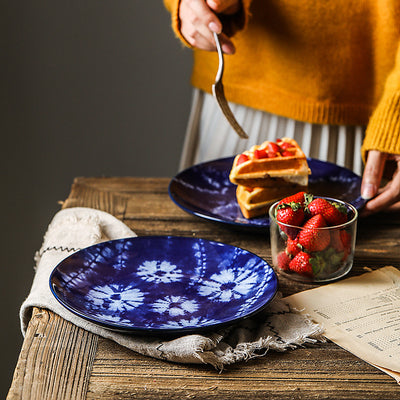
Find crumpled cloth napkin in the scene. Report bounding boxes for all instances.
[20,207,325,369]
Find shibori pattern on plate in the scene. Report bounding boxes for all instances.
[169,157,365,229]
[50,236,278,333]
[21,207,325,369]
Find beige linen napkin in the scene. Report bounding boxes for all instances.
[20,207,325,369]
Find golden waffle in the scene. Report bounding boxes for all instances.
[229,138,311,188]
[236,185,307,219]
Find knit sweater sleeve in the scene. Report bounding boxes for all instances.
[162,0,253,47]
[362,42,400,161]
[163,0,186,44]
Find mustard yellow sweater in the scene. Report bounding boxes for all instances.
[164,0,400,161]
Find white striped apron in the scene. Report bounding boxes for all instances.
[179,89,365,176]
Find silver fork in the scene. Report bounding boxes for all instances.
[212,32,248,139]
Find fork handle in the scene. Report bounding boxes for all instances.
[213,32,224,82]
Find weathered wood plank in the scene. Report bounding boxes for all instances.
[86,338,398,400]
[71,176,170,194]
[7,308,98,400]
[8,177,400,399]
[61,183,128,218]
[124,193,185,218]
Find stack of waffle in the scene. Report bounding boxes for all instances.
[229,138,311,218]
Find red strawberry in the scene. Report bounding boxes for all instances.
[281,150,295,157]
[286,236,301,257]
[340,230,352,259]
[298,214,331,252]
[278,191,307,206]
[276,203,305,225]
[254,149,268,159]
[279,141,295,150]
[340,230,351,245]
[330,229,345,252]
[289,251,313,276]
[289,251,327,277]
[277,251,291,271]
[308,198,348,226]
[276,202,305,239]
[267,142,280,154]
[236,154,249,165]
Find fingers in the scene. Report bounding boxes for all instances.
[386,200,400,212]
[179,0,236,53]
[361,152,400,216]
[206,0,242,15]
[180,0,220,50]
[361,150,387,200]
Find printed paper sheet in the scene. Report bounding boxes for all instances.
[285,266,400,383]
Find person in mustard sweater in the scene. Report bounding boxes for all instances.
[163,0,400,216]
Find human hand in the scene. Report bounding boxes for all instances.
[179,0,242,54]
[360,150,400,216]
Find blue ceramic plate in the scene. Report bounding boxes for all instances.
[50,236,278,334]
[169,157,365,230]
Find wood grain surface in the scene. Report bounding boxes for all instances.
[7,177,400,399]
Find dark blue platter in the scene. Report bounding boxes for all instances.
[169,157,365,230]
[50,236,278,334]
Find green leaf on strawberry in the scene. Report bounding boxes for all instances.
[309,253,326,276]
[316,247,343,275]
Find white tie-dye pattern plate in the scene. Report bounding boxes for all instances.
[50,236,278,334]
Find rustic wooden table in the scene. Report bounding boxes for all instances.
[7,177,400,399]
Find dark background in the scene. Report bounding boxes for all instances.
[1,2,193,396]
